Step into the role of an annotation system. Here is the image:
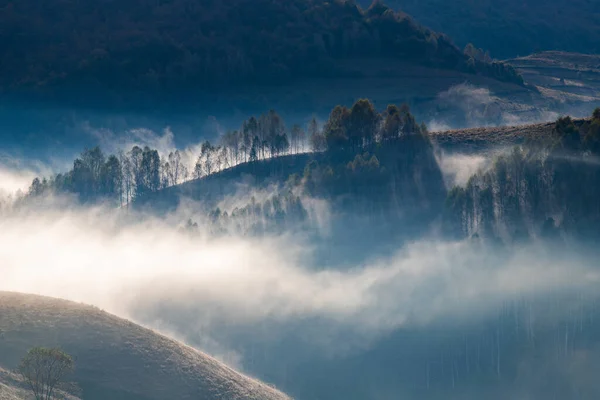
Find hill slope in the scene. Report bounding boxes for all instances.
[0,292,290,400]
[508,52,600,103]
[358,0,600,59]
[0,0,521,103]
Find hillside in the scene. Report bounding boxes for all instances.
[358,0,600,59]
[0,366,80,400]
[507,52,600,103]
[429,121,557,152]
[430,117,595,152]
[0,292,290,400]
[0,0,521,104]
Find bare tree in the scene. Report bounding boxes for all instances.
[18,347,74,400]
[120,152,133,206]
[168,150,182,185]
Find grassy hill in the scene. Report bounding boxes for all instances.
[0,0,521,106]
[507,52,600,104]
[358,0,600,59]
[0,292,291,400]
[430,117,597,153]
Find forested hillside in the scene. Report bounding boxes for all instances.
[21,100,434,207]
[19,100,600,246]
[359,0,600,59]
[445,109,600,243]
[0,0,521,101]
[19,99,446,260]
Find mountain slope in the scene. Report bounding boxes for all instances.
[0,292,290,400]
[0,0,521,102]
[358,0,600,59]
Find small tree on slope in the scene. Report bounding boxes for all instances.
[18,347,74,400]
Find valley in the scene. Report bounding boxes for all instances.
[2,1,600,399]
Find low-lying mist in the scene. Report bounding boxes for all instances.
[2,197,599,351]
[3,123,600,398]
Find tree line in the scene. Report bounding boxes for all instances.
[25,99,426,205]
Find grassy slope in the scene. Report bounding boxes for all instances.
[0,292,290,400]
[507,52,600,103]
[429,117,593,153]
[0,366,80,400]
[0,368,30,400]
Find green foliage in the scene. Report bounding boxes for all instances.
[18,347,74,400]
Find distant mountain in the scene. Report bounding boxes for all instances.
[357,0,600,59]
[0,292,290,400]
[0,0,521,102]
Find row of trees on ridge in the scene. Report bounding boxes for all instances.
[25,99,425,205]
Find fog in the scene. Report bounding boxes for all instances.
[429,83,584,130]
[0,155,61,197]
[435,152,490,188]
[1,197,599,347]
[3,125,600,397]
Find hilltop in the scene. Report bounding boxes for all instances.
[0,292,290,400]
[0,0,521,106]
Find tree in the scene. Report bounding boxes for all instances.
[323,105,350,151]
[308,118,327,152]
[199,141,215,176]
[263,110,286,159]
[221,130,240,166]
[18,347,74,400]
[194,156,204,179]
[349,99,379,148]
[120,152,134,205]
[28,178,44,197]
[249,136,259,162]
[101,154,123,204]
[381,104,402,141]
[129,145,144,198]
[242,117,258,162]
[399,104,419,135]
[71,158,93,201]
[140,146,161,195]
[167,150,182,185]
[291,124,305,154]
[161,160,170,188]
[273,133,290,157]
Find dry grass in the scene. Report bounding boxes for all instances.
[428,120,574,153]
[0,292,291,400]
